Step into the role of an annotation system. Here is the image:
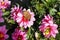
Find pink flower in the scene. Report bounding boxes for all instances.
[42,14,53,24]
[0,10,4,22]
[0,25,9,40]
[12,28,27,40]
[16,9,35,28]
[0,0,11,9]
[39,23,58,38]
[11,6,22,21]
[39,15,58,38]
[11,6,35,28]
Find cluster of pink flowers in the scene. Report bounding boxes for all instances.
[12,27,27,40]
[39,14,58,38]
[11,5,59,39]
[11,6,36,40]
[11,6,35,28]
[0,25,9,40]
[0,0,11,40]
[0,0,11,9]
[0,0,59,39]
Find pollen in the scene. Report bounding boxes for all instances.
[0,33,4,38]
[18,37,21,40]
[1,2,5,5]
[44,27,50,35]
[23,11,31,21]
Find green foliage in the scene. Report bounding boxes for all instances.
[3,11,10,16]
[57,12,60,16]
[49,8,57,15]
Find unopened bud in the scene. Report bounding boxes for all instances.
[35,32,39,40]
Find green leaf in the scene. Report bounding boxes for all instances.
[57,12,60,16]
[3,11,10,16]
[49,8,57,15]
[8,20,15,24]
[40,38,47,40]
[49,37,55,40]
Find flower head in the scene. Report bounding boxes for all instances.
[39,15,58,38]
[12,28,27,40]
[42,14,53,24]
[11,6,35,28]
[35,32,39,39]
[11,6,22,21]
[0,10,4,22]
[0,25,9,40]
[16,9,35,28]
[0,0,11,9]
[39,23,58,38]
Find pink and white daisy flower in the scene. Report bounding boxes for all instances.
[39,23,58,38]
[0,0,11,9]
[11,6,35,28]
[39,15,58,38]
[16,9,35,28]
[12,28,27,40]
[0,25,9,40]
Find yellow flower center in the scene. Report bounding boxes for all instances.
[23,11,31,21]
[1,2,5,5]
[43,27,50,35]
[18,37,21,40]
[0,33,4,38]
[17,35,23,40]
